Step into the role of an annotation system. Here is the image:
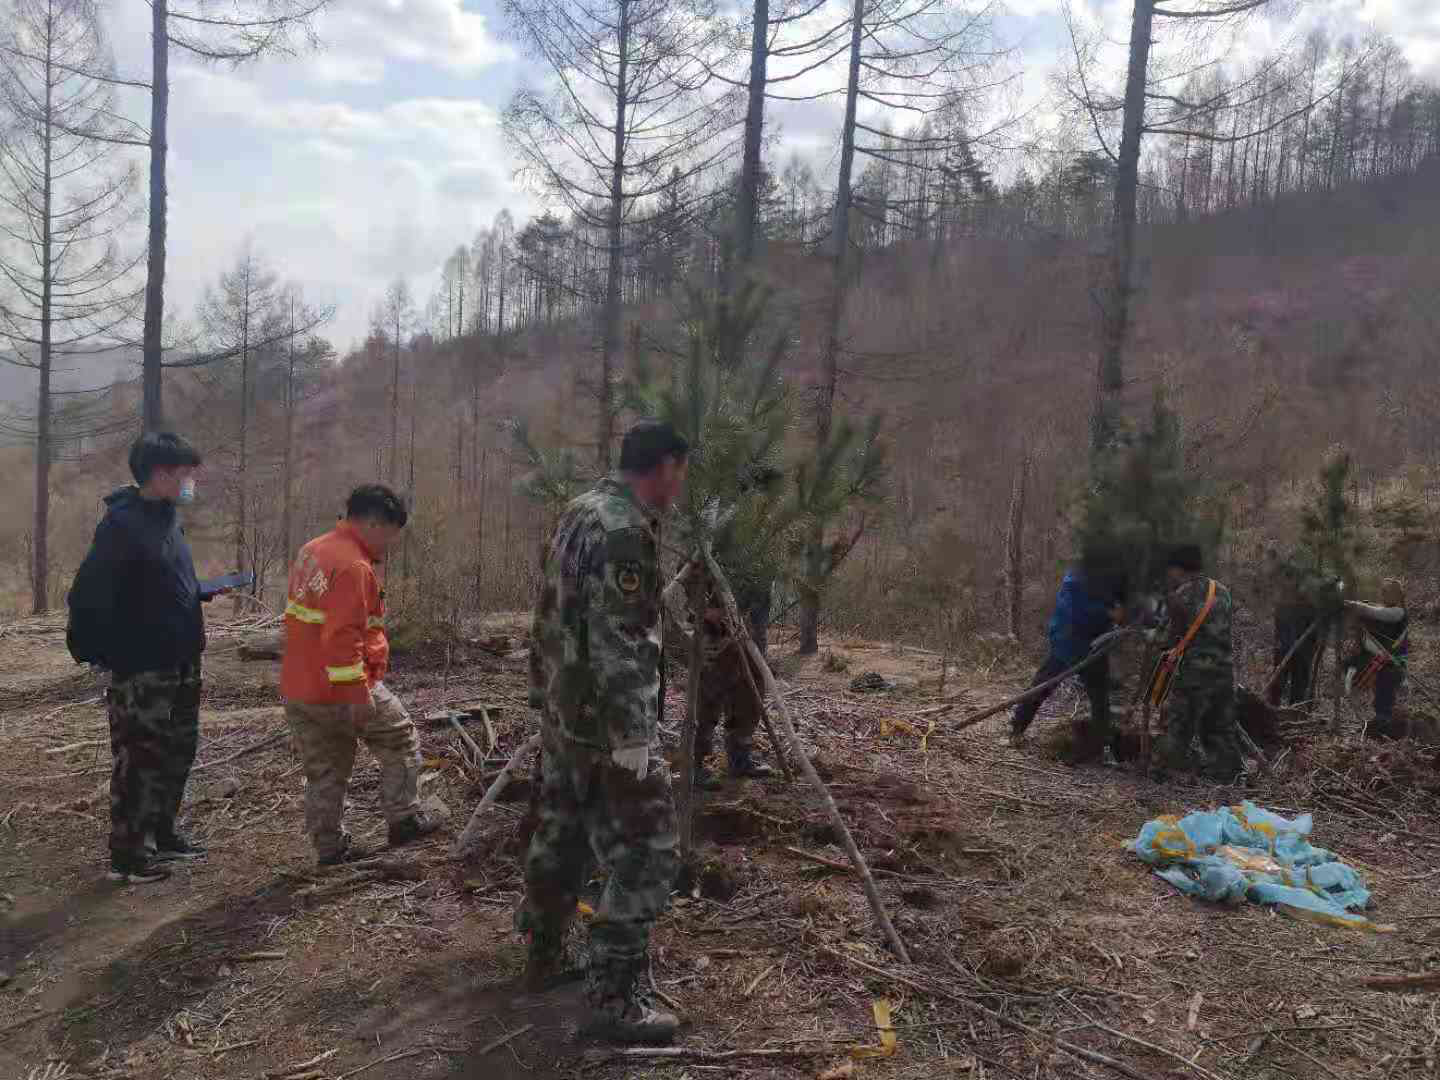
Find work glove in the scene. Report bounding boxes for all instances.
[611,745,650,781]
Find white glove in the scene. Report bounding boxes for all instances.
[611,745,650,781]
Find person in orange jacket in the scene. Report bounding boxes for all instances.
[281,484,437,865]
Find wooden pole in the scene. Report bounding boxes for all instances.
[678,575,704,861]
[699,545,910,963]
[452,732,541,860]
[1262,620,1320,703]
[946,632,1134,737]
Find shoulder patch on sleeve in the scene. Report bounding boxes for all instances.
[601,526,656,607]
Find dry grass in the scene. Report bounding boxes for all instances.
[2,613,1439,1080]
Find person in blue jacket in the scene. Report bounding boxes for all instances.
[1009,565,1127,761]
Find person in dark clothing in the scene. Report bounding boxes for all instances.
[1010,567,1126,762]
[67,433,226,884]
[1266,554,1319,711]
[1343,579,1410,739]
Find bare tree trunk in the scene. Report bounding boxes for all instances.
[800,0,865,657]
[475,446,487,605]
[678,576,704,860]
[141,0,168,432]
[32,31,55,615]
[1094,0,1154,452]
[403,379,416,582]
[389,313,400,484]
[732,0,769,277]
[1003,452,1030,640]
[234,303,250,616]
[598,0,630,470]
[281,297,296,566]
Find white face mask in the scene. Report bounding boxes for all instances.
[177,477,197,504]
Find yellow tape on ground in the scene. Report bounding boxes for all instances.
[851,999,897,1059]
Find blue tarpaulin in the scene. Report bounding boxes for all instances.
[1128,801,1387,931]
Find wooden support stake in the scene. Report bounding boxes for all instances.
[449,716,485,772]
[699,546,910,964]
[678,573,705,861]
[452,733,541,860]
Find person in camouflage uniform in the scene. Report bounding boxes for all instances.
[692,464,781,788]
[1150,545,1244,782]
[1342,579,1410,739]
[517,420,689,1045]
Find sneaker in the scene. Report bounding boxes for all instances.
[107,855,172,884]
[1006,726,1026,749]
[387,812,441,848]
[1101,746,1119,768]
[580,1001,679,1045]
[153,833,207,861]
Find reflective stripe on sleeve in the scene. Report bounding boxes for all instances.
[326,663,366,684]
[285,600,326,624]
[366,616,385,629]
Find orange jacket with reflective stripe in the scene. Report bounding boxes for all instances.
[279,523,388,705]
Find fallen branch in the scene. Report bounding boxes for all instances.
[265,1048,337,1078]
[452,733,541,859]
[948,634,1134,736]
[334,1044,465,1080]
[701,546,910,964]
[1360,972,1440,992]
[828,948,1149,1080]
[44,738,108,755]
[192,730,286,773]
[584,1047,834,1065]
[475,1022,534,1057]
[449,716,486,773]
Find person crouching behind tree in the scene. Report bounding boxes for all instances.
[1149,545,1244,783]
[1009,562,1127,763]
[1343,578,1409,739]
[67,433,219,885]
[280,485,438,866]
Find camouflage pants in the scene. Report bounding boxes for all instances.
[519,725,677,1010]
[108,664,202,859]
[285,682,422,860]
[1155,682,1243,780]
[695,638,761,765]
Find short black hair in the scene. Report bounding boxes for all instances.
[619,419,689,473]
[1167,544,1205,573]
[345,484,408,528]
[129,432,202,485]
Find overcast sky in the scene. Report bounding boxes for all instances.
[94,0,1440,354]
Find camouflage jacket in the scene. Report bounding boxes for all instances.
[1165,573,1234,692]
[529,477,663,750]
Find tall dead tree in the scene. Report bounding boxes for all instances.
[127,0,325,432]
[0,0,140,613]
[503,0,732,468]
[200,245,277,607]
[1067,0,1317,449]
[799,0,996,653]
[381,278,415,485]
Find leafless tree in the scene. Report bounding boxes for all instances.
[380,277,415,485]
[0,0,141,613]
[503,0,734,467]
[1065,0,1332,448]
[200,244,277,608]
[800,0,999,653]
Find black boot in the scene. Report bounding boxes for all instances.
[388,812,441,847]
[728,747,773,780]
[516,909,579,993]
[581,956,678,1045]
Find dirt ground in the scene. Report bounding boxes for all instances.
[4,613,1440,1080]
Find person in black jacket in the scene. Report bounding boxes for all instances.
[68,433,218,883]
